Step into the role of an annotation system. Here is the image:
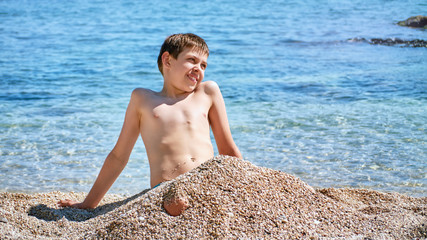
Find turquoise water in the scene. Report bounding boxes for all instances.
[1,0,426,197]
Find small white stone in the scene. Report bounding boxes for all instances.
[0,217,8,223]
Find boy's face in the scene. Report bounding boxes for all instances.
[166,47,208,93]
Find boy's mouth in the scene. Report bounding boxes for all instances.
[187,74,198,83]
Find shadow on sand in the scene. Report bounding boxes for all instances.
[28,189,150,222]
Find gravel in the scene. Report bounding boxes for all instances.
[1,155,425,239]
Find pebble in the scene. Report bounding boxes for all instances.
[0,217,8,223]
[0,156,425,239]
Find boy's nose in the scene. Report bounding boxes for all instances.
[193,65,201,72]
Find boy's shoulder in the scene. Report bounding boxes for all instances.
[198,80,221,95]
[129,88,157,106]
[131,87,156,98]
[132,87,154,95]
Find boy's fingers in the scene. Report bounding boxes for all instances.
[57,199,74,207]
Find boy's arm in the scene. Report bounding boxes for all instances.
[206,81,242,159]
[58,90,142,209]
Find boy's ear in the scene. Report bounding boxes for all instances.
[162,52,171,69]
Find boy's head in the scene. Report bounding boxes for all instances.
[157,33,209,75]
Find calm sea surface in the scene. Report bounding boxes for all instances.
[1,0,426,197]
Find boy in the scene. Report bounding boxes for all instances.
[58,33,242,215]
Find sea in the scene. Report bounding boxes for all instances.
[1,0,426,197]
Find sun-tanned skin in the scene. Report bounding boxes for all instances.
[58,39,242,213]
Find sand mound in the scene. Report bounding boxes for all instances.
[1,156,426,239]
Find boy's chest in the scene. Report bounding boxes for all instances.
[149,101,209,128]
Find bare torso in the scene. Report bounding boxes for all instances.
[136,84,214,187]
[58,44,242,210]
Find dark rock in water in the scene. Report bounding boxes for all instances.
[348,37,427,48]
[370,38,427,47]
[397,15,427,28]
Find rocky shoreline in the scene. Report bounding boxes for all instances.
[1,156,426,239]
[348,37,427,48]
[346,15,427,48]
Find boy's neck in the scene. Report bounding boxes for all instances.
[159,84,193,99]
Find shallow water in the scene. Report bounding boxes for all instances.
[1,0,426,197]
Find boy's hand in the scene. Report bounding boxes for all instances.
[57,199,91,209]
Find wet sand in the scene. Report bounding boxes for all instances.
[1,155,426,239]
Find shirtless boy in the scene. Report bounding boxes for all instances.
[58,33,242,215]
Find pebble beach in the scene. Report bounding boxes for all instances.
[1,156,425,239]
